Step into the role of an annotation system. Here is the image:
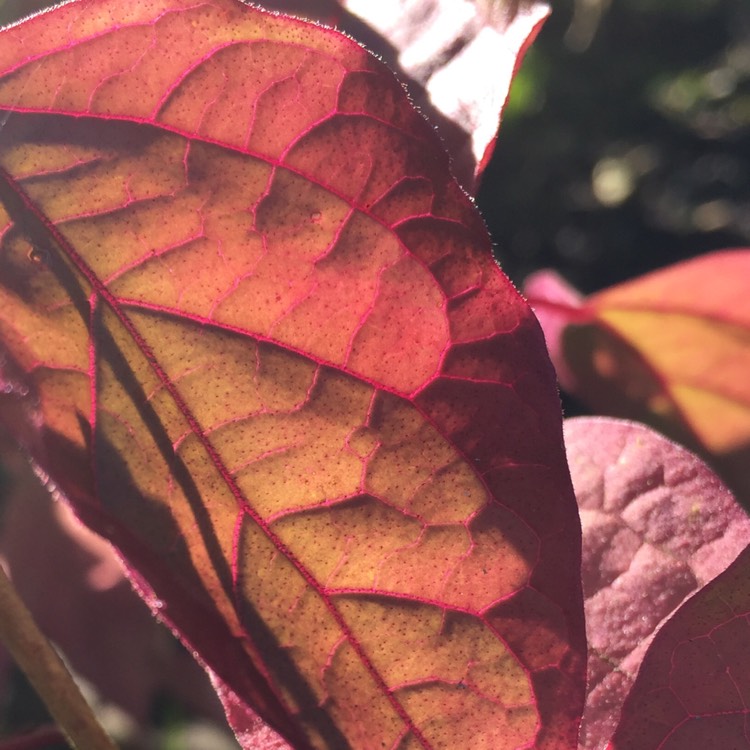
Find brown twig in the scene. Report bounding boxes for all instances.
[0,564,118,750]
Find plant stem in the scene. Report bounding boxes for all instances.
[0,563,118,750]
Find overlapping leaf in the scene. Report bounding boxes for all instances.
[333,0,550,190]
[609,545,750,749]
[0,1,584,747]
[243,0,551,192]
[525,251,750,509]
[564,417,750,750]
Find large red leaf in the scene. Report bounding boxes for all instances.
[525,251,750,509]
[0,1,584,747]
[609,544,750,750]
[564,417,750,750]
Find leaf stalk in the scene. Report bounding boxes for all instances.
[0,561,118,750]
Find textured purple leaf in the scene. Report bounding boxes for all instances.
[564,417,750,750]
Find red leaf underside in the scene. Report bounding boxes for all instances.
[0,1,584,748]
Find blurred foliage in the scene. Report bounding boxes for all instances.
[479,0,750,293]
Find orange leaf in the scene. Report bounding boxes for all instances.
[526,251,750,509]
[0,1,584,747]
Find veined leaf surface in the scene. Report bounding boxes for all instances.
[609,545,750,750]
[0,1,585,747]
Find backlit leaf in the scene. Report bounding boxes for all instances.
[244,0,550,192]
[0,1,584,747]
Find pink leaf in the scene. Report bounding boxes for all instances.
[526,251,750,508]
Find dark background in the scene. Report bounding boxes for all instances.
[479,0,750,294]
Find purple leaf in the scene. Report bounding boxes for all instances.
[564,417,750,750]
